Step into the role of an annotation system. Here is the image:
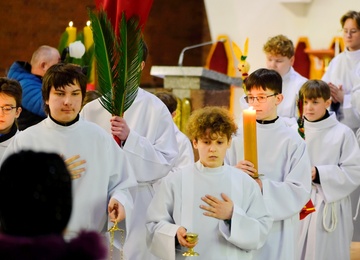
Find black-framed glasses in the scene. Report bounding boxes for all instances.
[0,105,17,115]
[244,93,278,104]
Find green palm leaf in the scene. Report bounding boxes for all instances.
[89,9,142,116]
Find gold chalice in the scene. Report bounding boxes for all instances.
[182,232,199,256]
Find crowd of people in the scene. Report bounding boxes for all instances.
[0,9,360,260]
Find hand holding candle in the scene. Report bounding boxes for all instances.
[243,106,258,178]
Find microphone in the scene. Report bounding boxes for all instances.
[177,38,226,66]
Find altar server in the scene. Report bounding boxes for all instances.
[146,106,273,260]
[226,68,311,260]
[1,63,137,249]
[297,80,360,260]
[80,41,178,259]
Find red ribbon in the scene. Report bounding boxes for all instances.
[300,199,315,220]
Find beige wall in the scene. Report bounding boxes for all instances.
[205,0,358,73]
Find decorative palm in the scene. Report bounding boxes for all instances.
[89,8,143,117]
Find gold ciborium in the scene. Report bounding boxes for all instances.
[182,232,199,256]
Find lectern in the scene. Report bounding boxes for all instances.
[150,66,242,110]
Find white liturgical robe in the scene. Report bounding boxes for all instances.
[81,88,178,259]
[298,112,360,260]
[226,117,312,260]
[146,161,273,260]
[322,48,360,132]
[1,117,137,245]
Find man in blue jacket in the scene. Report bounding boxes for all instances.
[7,45,60,130]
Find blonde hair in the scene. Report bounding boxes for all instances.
[263,35,294,58]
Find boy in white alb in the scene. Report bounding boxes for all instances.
[226,68,311,260]
[297,80,360,260]
[146,106,273,260]
[1,63,137,249]
[80,41,178,260]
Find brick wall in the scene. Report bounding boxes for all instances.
[0,0,210,88]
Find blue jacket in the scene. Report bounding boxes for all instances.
[7,61,46,130]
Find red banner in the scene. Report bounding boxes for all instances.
[95,0,153,33]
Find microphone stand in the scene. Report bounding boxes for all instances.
[177,39,226,66]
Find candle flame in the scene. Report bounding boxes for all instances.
[86,20,91,27]
[69,21,74,27]
[248,106,254,110]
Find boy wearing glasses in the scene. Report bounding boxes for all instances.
[239,35,307,128]
[226,68,311,260]
[0,78,22,159]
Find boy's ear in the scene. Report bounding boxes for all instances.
[227,137,232,148]
[275,93,284,105]
[325,98,332,108]
[289,56,295,66]
[192,139,198,149]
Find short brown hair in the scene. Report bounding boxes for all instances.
[0,77,22,107]
[340,10,360,28]
[155,92,178,114]
[299,80,330,101]
[186,106,237,141]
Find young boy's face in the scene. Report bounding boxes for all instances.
[303,97,331,122]
[193,130,231,168]
[343,18,360,51]
[0,93,21,134]
[265,53,294,77]
[247,87,282,121]
[45,83,82,124]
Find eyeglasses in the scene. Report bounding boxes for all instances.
[244,93,278,104]
[0,106,17,115]
[342,29,359,36]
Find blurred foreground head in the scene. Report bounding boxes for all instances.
[0,150,72,237]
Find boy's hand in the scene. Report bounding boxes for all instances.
[328,83,344,103]
[110,116,130,141]
[176,227,198,248]
[108,198,126,223]
[235,160,257,177]
[311,166,316,180]
[200,193,233,220]
[64,154,86,180]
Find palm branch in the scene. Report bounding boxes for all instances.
[296,91,305,139]
[89,8,143,117]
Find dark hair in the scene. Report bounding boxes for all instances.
[142,38,149,62]
[155,92,178,114]
[300,80,330,101]
[42,63,87,114]
[82,90,101,108]
[0,77,22,107]
[245,68,282,93]
[340,10,360,28]
[0,150,72,237]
